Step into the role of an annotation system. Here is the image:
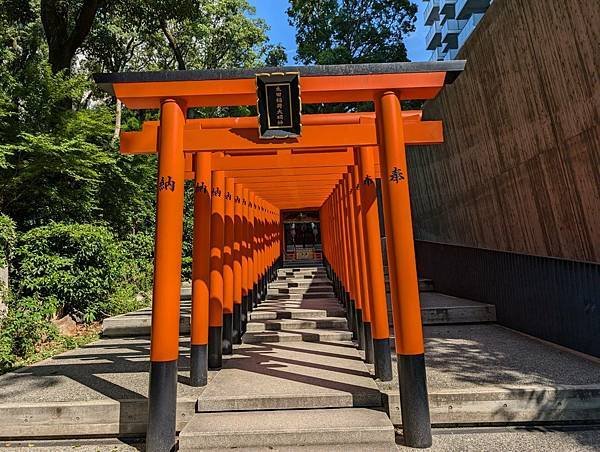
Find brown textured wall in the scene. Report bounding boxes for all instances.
[408,0,600,262]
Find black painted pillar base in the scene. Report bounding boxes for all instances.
[233,304,242,345]
[363,322,374,364]
[208,326,222,369]
[261,274,267,299]
[347,296,355,336]
[241,294,249,334]
[146,360,177,452]
[341,289,349,317]
[190,344,208,387]
[356,308,365,350]
[397,354,432,448]
[244,285,256,314]
[373,338,393,381]
[222,313,233,355]
[253,283,259,307]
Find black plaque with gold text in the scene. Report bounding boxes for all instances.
[256,73,301,139]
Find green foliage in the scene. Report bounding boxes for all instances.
[0,213,16,267]
[265,43,288,66]
[12,223,127,322]
[0,0,291,372]
[120,231,155,292]
[0,295,58,371]
[287,0,417,65]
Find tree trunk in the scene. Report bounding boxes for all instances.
[159,19,187,70]
[41,0,105,74]
[111,99,122,146]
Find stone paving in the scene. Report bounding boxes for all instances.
[0,265,599,445]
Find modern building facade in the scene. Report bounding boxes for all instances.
[423,0,492,61]
[411,0,599,357]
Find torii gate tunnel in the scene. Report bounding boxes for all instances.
[95,61,464,451]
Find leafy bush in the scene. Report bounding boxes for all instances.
[12,223,125,322]
[0,295,58,371]
[120,231,154,291]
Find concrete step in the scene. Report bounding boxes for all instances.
[242,329,353,344]
[278,273,327,279]
[249,308,330,320]
[268,287,334,294]
[266,292,337,300]
[178,408,395,451]
[102,311,190,337]
[196,342,382,412]
[388,292,497,328]
[256,301,343,309]
[383,384,600,426]
[246,317,348,333]
[420,293,496,324]
[277,268,327,275]
[251,308,346,320]
[278,266,324,272]
[270,280,333,287]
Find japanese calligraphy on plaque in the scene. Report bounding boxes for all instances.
[256,72,301,139]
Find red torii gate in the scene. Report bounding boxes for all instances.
[95,60,464,451]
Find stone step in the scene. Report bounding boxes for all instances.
[256,301,343,309]
[249,309,330,320]
[277,272,327,278]
[419,278,434,291]
[278,266,324,272]
[381,279,435,293]
[268,287,334,294]
[102,311,190,337]
[382,384,600,427]
[242,329,353,344]
[246,317,348,333]
[269,279,333,289]
[180,286,191,300]
[266,292,337,300]
[252,307,346,319]
[178,408,395,451]
[388,292,497,326]
[275,276,331,284]
[278,269,326,274]
[196,342,382,412]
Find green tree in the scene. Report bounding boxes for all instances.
[287,0,417,65]
[265,43,288,66]
[40,0,110,74]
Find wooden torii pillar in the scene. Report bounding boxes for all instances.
[95,60,464,451]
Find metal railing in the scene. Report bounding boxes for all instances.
[426,21,442,50]
[423,0,440,26]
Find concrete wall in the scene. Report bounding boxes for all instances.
[408,0,599,263]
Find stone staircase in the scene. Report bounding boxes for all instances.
[242,267,352,344]
[179,265,397,451]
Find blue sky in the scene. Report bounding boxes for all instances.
[247,0,429,63]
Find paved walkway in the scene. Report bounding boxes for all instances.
[0,266,599,444]
[1,427,599,451]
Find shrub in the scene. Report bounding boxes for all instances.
[12,223,124,322]
[0,295,58,372]
[120,231,154,292]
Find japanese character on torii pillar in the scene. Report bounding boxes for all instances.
[95,60,464,452]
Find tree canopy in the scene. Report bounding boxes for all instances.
[0,0,287,233]
[287,0,417,65]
